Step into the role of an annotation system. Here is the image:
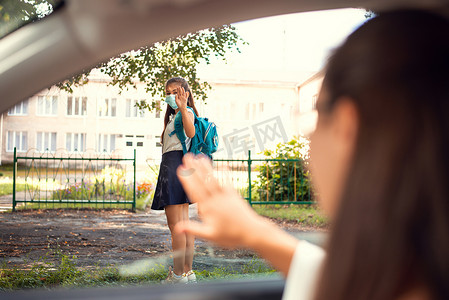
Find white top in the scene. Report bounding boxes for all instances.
[162,109,194,154]
[282,241,326,300]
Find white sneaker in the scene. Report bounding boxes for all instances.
[185,270,197,283]
[164,268,188,284]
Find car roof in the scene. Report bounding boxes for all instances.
[0,0,447,113]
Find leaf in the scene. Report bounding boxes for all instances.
[54,25,245,112]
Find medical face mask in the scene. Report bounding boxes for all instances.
[164,94,178,110]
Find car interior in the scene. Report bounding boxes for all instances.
[1,0,448,299]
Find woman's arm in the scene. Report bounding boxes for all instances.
[175,86,195,138]
[176,154,299,276]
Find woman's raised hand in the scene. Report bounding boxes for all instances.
[176,154,264,248]
[176,154,299,275]
[175,86,189,110]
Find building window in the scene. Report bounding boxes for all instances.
[136,135,144,147]
[97,134,116,153]
[8,99,28,116]
[155,135,162,147]
[126,99,145,118]
[217,103,225,121]
[37,96,58,116]
[67,96,87,116]
[66,133,86,152]
[230,102,236,120]
[155,101,161,118]
[37,132,57,152]
[7,131,28,152]
[98,98,117,117]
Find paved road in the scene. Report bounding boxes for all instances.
[0,204,327,273]
[0,192,22,212]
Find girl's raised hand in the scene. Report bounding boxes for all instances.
[175,154,265,248]
[175,86,189,110]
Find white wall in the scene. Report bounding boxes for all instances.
[2,73,322,164]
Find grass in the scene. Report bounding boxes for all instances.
[0,163,38,178]
[253,204,328,228]
[0,162,154,212]
[0,250,276,291]
[15,194,151,211]
[0,163,13,178]
[0,183,28,196]
[0,163,101,179]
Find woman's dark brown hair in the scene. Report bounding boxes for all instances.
[315,10,449,300]
[161,77,199,143]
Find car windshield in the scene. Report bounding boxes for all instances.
[0,0,63,39]
[0,3,367,295]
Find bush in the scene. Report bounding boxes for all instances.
[253,136,314,202]
[50,167,155,208]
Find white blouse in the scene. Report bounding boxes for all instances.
[162,109,194,154]
[282,241,326,300]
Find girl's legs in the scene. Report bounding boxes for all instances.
[165,204,186,276]
[183,203,195,273]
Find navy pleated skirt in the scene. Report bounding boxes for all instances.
[151,150,190,210]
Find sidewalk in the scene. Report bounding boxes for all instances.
[0,205,326,271]
[0,192,27,212]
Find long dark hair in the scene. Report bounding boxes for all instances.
[161,77,199,143]
[315,10,449,300]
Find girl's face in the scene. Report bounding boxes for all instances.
[309,88,358,218]
[166,83,181,96]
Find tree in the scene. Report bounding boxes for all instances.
[364,10,376,19]
[5,1,246,112]
[58,25,245,112]
[85,25,246,112]
[0,0,56,38]
[252,136,314,202]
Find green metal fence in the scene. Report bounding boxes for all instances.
[213,150,315,206]
[12,147,136,211]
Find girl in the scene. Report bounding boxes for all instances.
[176,10,449,300]
[151,77,199,283]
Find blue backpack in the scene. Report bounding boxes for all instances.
[169,107,218,158]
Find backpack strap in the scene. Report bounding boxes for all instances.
[187,106,197,118]
[170,112,187,154]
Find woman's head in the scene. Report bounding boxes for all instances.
[313,10,449,300]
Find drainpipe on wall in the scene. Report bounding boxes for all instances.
[0,113,3,165]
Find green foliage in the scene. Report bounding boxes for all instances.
[58,25,246,109]
[253,136,314,202]
[50,167,154,203]
[0,0,57,38]
[6,1,245,110]
[240,257,275,274]
[0,248,81,290]
[6,1,245,108]
[0,164,155,211]
[254,205,328,228]
[0,182,27,196]
[364,10,376,19]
